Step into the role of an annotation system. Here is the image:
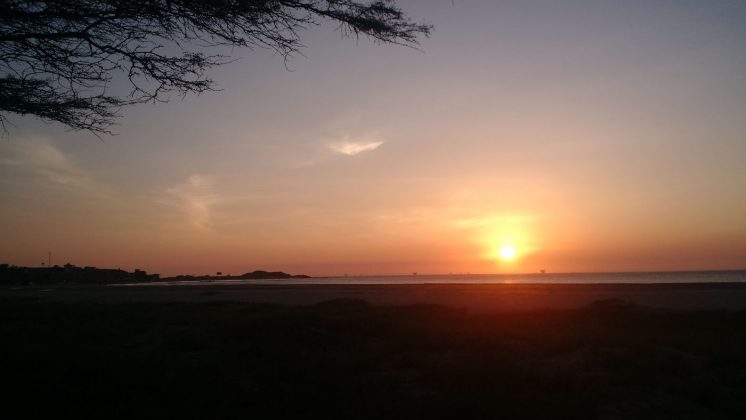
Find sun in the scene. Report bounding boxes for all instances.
[499,245,516,260]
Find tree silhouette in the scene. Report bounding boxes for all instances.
[0,0,430,134]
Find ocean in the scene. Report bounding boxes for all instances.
[141,270,746,286]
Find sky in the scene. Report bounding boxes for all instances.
[2,0,745,276]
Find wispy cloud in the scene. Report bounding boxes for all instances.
[327,138,384,156]
[163,174,219,231]
[453,218,491,229]
[0,138,112,197]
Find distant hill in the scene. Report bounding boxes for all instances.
[162,270,311,282]
[240,270,311,279]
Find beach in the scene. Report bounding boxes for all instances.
[4,282,746,418]
[3,286,746,419]
[5,282,746,312]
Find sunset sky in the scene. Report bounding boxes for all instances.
[2,0,745,276]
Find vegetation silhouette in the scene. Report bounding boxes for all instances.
[0,263,159,285]
[0,263,309,285]
[0,0,431,134]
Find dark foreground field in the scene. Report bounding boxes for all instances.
[2,297,745,419]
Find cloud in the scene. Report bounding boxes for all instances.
[453,218,490,229]
[163,174,219,231]
[0,138,112,196]
[327,139,384,156]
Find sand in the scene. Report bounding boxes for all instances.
[4,282,746,312]
[4,282,746,418]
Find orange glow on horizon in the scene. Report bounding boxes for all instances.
[465,213,541,272]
